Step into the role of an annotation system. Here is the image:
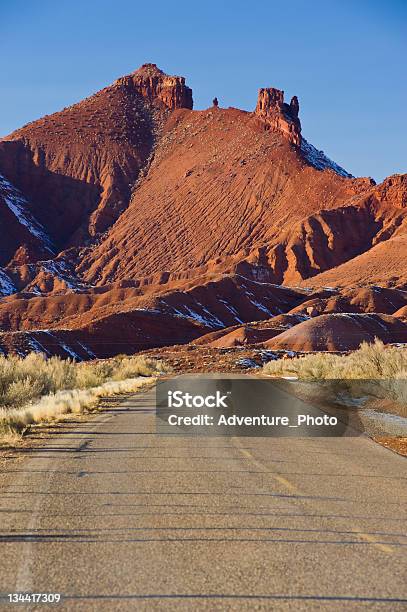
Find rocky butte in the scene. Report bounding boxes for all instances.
[0,63,405,359]
[255,87,301,146]
[115,63,194,110]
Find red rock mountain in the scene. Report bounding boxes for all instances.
[0,64,192,249]
[0,64,406,357]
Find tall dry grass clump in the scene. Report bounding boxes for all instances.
[1,377,154,441]
[263,339,407,380]
[0,353,77,409]
[0,353,169,441]
[263,339,407,408]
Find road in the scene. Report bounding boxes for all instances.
[0,386,406,610]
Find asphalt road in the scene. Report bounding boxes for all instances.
[0,386,406,610]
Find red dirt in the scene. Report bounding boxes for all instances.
[264,313,407,352]
[300,235,407,289]
[0,64,191,249]
[0,64,406,358]
[288,286,407,318]
[394,305,407,320]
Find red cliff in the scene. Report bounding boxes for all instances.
[115,63,193,110]
[255,87,301,146]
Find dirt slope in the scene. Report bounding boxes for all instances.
[0,309,208,359]
[77,104,371,285]
[0,63,405,358]
[0,273,305,333]
[288,286,407,317]
[0,64,192,248]
[301,235,407,289]
[0,174,55,266]
[265,313,407,352]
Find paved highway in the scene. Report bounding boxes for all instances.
[0,387,406,610]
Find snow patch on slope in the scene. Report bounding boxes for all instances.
[23,258,94,295]
[0,268,16,296]
[218,299,244,324]
[0,174,55,252]
[300,139,353,178]
[28,336,51,355]
[160,297,225,328]
[42,331,81,359]
[249,298,275,316]
[41,259,89,291]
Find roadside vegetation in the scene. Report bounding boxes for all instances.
[263,339,407,410]
[0,353,168,442]
[263,339,407,380]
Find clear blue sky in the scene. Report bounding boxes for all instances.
[1,0,406,181]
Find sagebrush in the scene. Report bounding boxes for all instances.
[263,339,407,407]
[0,353,167,410]
[1,376,155,442]
[263,339,407,380]
[0,353,169,441]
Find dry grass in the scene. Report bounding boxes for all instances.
[263,339,407,407]
[0,353,169,440]
[263,339,407,380]
[0,353,167,410]
[0,376,155,439]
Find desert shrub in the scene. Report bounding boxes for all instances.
[263,339,407,406]
[111,355,167,379]
[263,339,407,380]
[0,353,76,408]
[0,376,155,439]
[0,352,168,412]
[74,361,115,388]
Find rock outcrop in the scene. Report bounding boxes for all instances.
[255,87,301,146]
[0,63,405,358]
[115,63,193,110]
[0,64,194,247]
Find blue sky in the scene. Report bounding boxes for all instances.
[1,0,406,181]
